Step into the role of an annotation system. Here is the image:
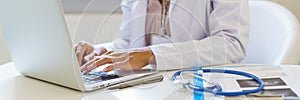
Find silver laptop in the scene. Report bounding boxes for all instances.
[0,0,155,91]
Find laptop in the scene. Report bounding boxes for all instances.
[0,0,156,91]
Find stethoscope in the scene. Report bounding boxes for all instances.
[172,68,265,96]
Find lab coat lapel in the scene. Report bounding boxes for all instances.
[129,0,148,48]
[168,0,208,42]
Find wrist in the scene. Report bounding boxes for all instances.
[148,51,156,65]
[131,47,156,65]
[145,48,156,65]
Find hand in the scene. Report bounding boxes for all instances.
[74,41,107,66]
[80,47,155,74]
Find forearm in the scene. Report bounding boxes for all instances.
[149,36,246,70]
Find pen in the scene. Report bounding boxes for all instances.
[106,74,163,90]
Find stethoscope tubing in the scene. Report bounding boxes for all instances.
[172,68,265,96]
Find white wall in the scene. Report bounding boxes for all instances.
[65,13,122,44]
[61,0,121,13]
[268,0,300,20]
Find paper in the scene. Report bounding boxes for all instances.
[236,77,298,99]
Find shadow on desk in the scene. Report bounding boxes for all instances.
[2,74,120,100]
[10,75,83,100]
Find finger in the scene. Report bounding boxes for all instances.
[103,62,124,72]
[83,48,113,63]
[81,55,114,74]
[83,51,97,64]
[93,50,113,60]
[96,47,108,56]
[85,45,94,55]
[103,56,131,72]
[74,45,78,52]
[80,59,95,72]
[74,41,83,51]
[75,42,85,53]
[109,52,127,57]
[86,56,126,72]
[81,51,118,73]
[81,51,112,72]
[76,46,87,66]
[105,50,113,55]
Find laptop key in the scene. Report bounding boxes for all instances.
[82,71,120,84]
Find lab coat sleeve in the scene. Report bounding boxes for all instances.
[149,0,250,70]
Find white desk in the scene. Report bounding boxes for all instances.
[1,62,300,100]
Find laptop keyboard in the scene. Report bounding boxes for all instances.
[82,71,119,85]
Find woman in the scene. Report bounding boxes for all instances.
[76,0,250,74]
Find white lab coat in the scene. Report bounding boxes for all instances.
[106,0,250,70]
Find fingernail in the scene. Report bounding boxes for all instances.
[103,68,108,72]
[83,70,88,74]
